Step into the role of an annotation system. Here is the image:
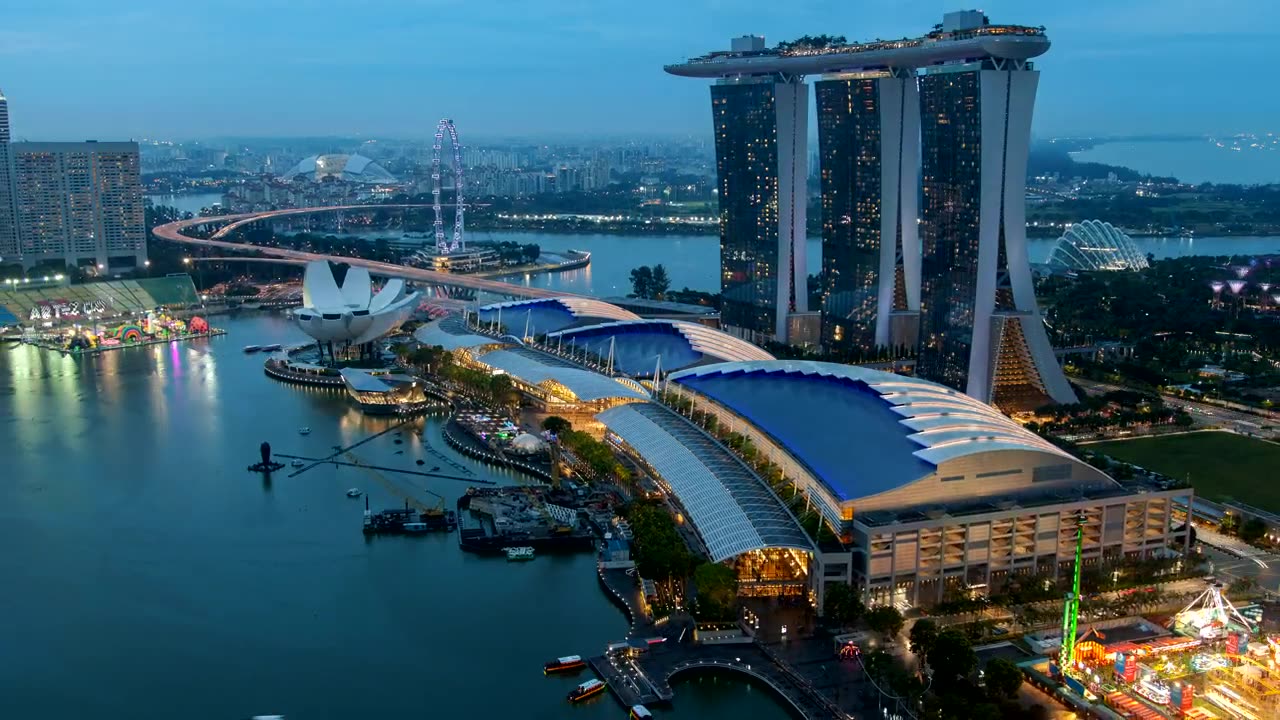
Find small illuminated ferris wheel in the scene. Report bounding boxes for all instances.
[431,118,464,254]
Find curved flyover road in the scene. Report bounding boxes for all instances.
[151,205,574,300]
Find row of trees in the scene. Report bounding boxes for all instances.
[657,390,841,545]
[619,502,696,581]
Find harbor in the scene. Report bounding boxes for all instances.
[0,311,796,719]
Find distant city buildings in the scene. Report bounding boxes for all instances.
[665,9,1077,410]
[0,93,147,273]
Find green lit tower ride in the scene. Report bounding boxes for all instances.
[1058,512,1088,674]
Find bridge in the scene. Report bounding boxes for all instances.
[151,205,575,300]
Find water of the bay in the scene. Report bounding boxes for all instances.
[147,192,226,215]
[0,313,791,720]
[463,231,1280,298]
[1072,139,1280,185]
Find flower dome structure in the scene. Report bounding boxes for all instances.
[280,153,397,184]
[1047,220,1150,272]
[291,261,419,345]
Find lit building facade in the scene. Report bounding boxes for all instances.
[12,141,147,271]
[710,64,809,345]
[656,361,1191,609]
[916,62,1075,411]
[0,91,18,262]
[815,72,920,352]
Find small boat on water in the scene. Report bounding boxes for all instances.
[261,343,283,352]
[290,459,305,467]
[346,488,362,498]
[298,427,311,435]
[506,546,535,561]
[567,678,606,703]
[403,522,429,534]
[544,655,586,674]
[630,706,653,720]
[243,345,262,353]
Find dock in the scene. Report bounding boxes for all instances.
[457,487,595,553]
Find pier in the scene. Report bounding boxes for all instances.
[590,565,846,719]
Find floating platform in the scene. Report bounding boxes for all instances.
[457,488,595,554]
[247,461,286,473]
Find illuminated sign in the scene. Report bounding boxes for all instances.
[29,299,109,321]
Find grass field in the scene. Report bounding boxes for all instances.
[1089,431,1280,511]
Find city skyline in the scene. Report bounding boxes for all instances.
[1,0,1276,141]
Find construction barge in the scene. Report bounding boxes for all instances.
[457,487,595,554]
[363,499,458,535]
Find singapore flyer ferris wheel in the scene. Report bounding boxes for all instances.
[431,118,464,253]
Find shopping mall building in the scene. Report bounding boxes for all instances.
[417,298,1192,610]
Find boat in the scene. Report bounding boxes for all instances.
[403,522,429,534]
[243,345,262,353]
[290,459,305,467]
[298,427,311,435]
[262,343,283,352]
[543,655,586,674]
[567,678,606,703]
[506,546,535,561]
[346,488,362,498]
[630,706,653,719]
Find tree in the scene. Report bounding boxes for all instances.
[629,265,653,299]
[928,630,977,690]
[651,264,670,300]
[541,416,572,435]
[983,657,1023,700]
[822,583,864,627]
[865,606,904,641]
[1240,517,1268,543]
[692,562,739,620]
[909,618,939,662]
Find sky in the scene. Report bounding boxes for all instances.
[1,0,1276,142]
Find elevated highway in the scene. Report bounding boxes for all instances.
[151,205,574,300]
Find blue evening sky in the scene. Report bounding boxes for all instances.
[0,0,1274,141]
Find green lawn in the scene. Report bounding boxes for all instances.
[1089,431,1280,511]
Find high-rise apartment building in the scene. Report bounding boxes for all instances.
[12,141,147,272]
[916,60,1075,410]
[710,66,809,343]
[0,91,19,262]
[815,72,920,352]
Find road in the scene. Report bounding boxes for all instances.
[1072,377,1279,438]
[152,206,576,300]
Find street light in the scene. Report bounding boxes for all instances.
[182,258,191,265]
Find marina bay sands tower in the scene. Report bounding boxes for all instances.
[665,10,1077,411]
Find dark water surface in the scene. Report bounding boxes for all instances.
[0,313,790,720]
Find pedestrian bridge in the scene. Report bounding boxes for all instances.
[151,205,575,300]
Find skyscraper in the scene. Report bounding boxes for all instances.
[711,72,809,344]
[668,11,1077,409]
[815,72,920,352]
[916,57,1076,410]
[13,141,147,272]
[0,90,20,263]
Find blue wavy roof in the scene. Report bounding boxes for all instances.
[673,368,931,501]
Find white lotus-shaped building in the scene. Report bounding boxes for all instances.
[1047,220,1150,272]
[292,261,419,345]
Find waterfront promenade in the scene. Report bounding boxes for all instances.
[591,567,849,719]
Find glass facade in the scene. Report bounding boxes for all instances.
[917,68,982,392]
[711,81,779,340]
[816,78,884,352]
